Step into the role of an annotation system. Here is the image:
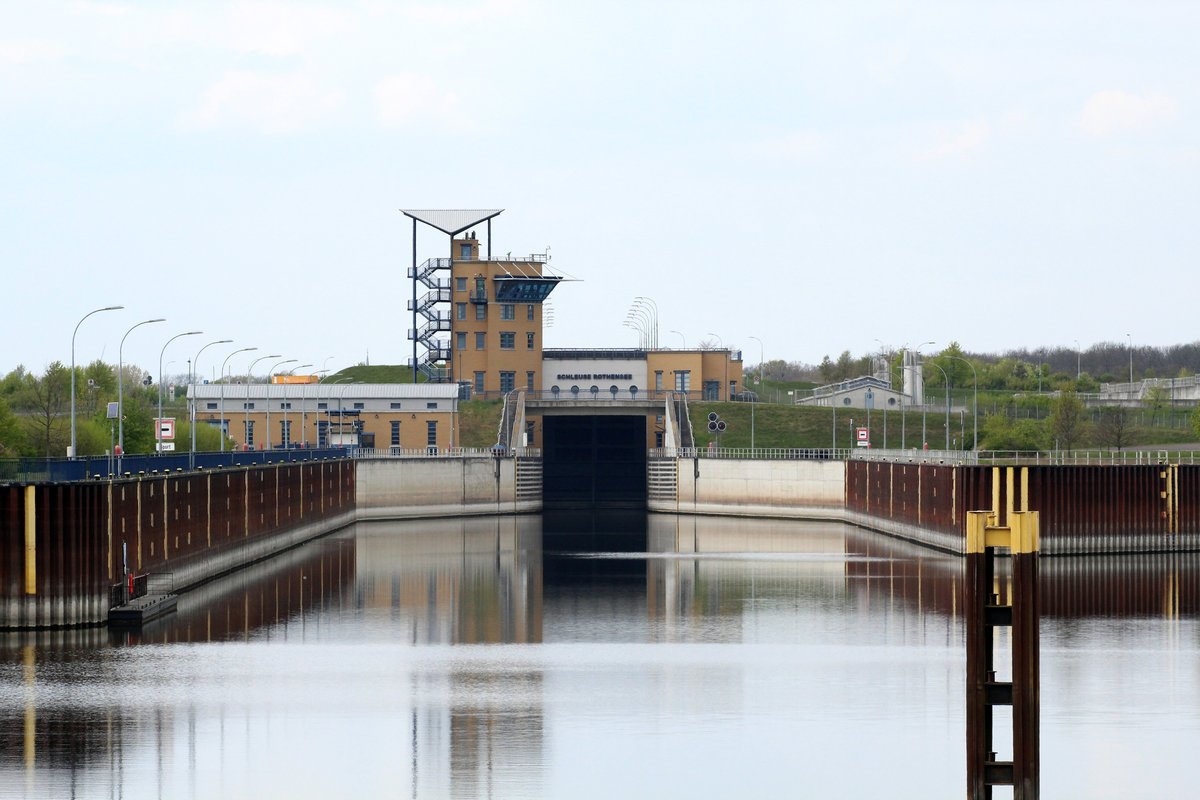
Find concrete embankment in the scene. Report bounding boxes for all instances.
[355,456,540,520]
[648,457,844,520]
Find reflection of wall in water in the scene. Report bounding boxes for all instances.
[354,516,543,644]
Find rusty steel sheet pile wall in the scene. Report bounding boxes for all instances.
[110,461,355,580]
[3,460,355,630]
[2,483,108,628]
[848,462,1200,554]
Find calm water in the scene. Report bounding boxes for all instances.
[2,512,1198,799]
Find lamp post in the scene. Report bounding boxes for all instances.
[284,364,313,448]
[191,339,233,464]
[1126,333,1133,384]
[306,369,330,447]
[748,335,764,450]
[1074,339,1081,380]
[913,342,935,450]
[71,305,123,457]
[157,330,202,455]
[330,378,353,447]
[634,296,658,349]
[945,355,978,452]
[926,361,951,451]
[219,347,256,452]
[670,330,686,348]
[242,354,280,450]
[706,332,723,349]
[265,359,297,449]
[118,317,165,460]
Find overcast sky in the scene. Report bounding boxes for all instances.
[3,1,1198,380]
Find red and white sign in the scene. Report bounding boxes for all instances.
[856,427,870,447]
[157,418,176,440]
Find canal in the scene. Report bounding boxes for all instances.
[2,513,1197,798]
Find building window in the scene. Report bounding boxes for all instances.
[475,332,486,350]
[630,385,639,397]
[353,402,364,410]
[570,385,580,396]
[703,381,719,400]
[391,421,401,446]
[317,402,327,410]
[655,431,664,448]
[244,420,254,446]
[475,277,486,295]
[474,372,485,394]
[590,385,599,396]
[426,420,437,447]
[526,332,535,350]
[475,304,487,321]
[655,370,663,391]
[729,381,737,399]
[501,304,515,320]
[456,277,467,292]
[390,402,403,409]
[527,304,535,321]
[456,303,467,320]
[459,243,472,259]
[456,332,467,350]
[426,402,438,409]
[525,420,535,446]
[317,421,328,447]
[280,419,291,448]
[280,402,292,410]
[206,402,218,410]
[551,385,560,396]
[500,371,515,393]
[243,402,255,410]
[843,397,852,406]
[674,370,691,392]
[526,371,535,390]
[888,397,897,406]
[500,332,515,349]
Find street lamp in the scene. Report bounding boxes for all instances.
[748,335,764,449]
[329,378,353,447]
[191,339,233,463]
[634,297,658,349]
[265,359,297,449]
[118,317,165,459]
[157,330,202,455]
[670,330,686,348]
[1126,333,1133,384]
[285,364,313,448]
[926,361,951,451]
[70,304,123,457]
[706,332,723,349]
[305,369,330,447]
[945,355,978,452]
[912,342,935,450]
[219,347,256,452]
[244,354,281,450]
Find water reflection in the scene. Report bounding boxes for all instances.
[0,513,1198,798]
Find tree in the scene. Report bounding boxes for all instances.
[1097,406,1132,450]
[0,397,25,456]
[1048,390,1087,450]
[979,413,1046,451]
[16,362,71,457]
[818,355,836,384]
[1144,385,1169,425]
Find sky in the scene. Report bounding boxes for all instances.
[3,0,1198,381]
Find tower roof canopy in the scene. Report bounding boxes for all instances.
[400,208,504,236]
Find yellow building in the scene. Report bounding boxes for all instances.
[189,382,461,450]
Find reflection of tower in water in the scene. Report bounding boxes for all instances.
[353,516,545,799]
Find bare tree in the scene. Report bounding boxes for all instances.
[18,362,71,457]
[1097,406,1131,450]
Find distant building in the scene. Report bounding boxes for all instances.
[796,375,909,410]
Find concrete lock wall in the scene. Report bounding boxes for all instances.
[651,458,845,520]
[356,456,537,520]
